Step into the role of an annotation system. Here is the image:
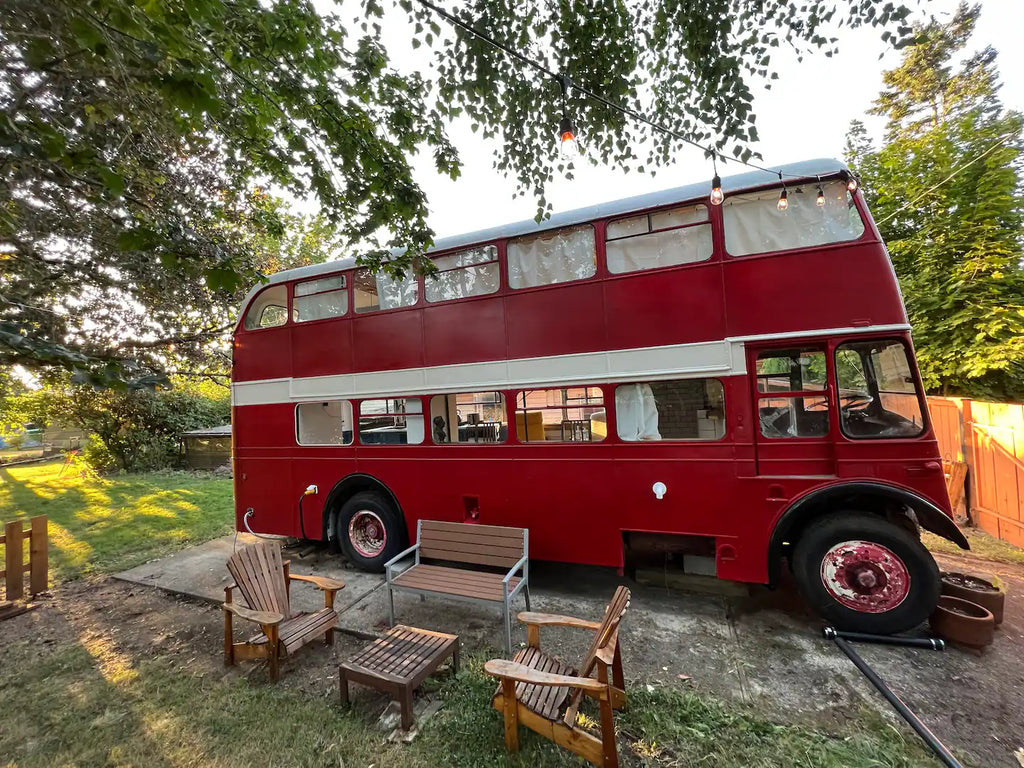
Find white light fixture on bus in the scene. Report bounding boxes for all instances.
[777,187,789,212]
[558,116,580,159]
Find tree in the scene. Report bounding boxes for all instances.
[2,0,914,384]
[846,3,1024,399]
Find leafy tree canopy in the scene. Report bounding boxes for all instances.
[846,2,1024,399]
[2,0,914,385]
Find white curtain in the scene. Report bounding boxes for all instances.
[615,384,661,441]
[606,225,713,273]
[297,401,352,445]
[425,246,499,302]
[377,271,419,309]
[723,180,865,257]
[507,225,596,289]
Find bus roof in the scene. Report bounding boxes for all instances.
[255,157,849,289]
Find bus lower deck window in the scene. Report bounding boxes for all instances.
[430,393,507,443]
[615,379,725,441]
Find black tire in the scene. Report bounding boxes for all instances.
[335,491,405,572]
[792,513,940,634]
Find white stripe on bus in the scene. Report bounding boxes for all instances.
[231,323,910,407]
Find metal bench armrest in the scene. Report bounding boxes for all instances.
[502,554,528,584]
[385,542,420,577]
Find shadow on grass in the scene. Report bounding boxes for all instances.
[0,461,234,581]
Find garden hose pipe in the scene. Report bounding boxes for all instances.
[297,484,318,540]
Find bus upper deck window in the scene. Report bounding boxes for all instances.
[294,275,348,322]
[723,179,865,257]
[243,284,288,330]
[507,225,596,289]
[606,204,712,273]
[425,246,499,303]
[354,268,419,313]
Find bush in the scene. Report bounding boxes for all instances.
[5,432,26,450]
[80,435,118,473]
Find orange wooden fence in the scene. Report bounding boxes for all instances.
[0,515,48,602]
[927,398,1024,548]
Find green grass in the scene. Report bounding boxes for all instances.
[0,642,939,768]
[923,526,1024,567]
[0,459,233,581]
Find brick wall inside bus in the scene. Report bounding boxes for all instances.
[927,396,1024,549]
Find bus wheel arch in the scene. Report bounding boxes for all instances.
[770,482,967,583]
[322,474,408,571]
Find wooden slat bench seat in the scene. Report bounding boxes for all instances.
[385,520,530,653]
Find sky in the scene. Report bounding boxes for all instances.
[368,0,1024,239]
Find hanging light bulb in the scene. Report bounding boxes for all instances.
[846,173,858,193]
[558,116,579,160]
[777,187,789,212]
[816,186,825,207]
[710,174,724,206]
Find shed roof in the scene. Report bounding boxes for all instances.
[181,424,232,438]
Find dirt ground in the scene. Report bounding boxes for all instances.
[6,540,1024,768]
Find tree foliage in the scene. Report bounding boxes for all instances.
[2,377,230,471]
[2,0,913,384]
[846,3,1024,399]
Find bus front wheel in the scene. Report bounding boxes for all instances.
[336,492,404,572]
[792,513,940,635]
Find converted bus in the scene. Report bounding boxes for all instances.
[231,158,968,634]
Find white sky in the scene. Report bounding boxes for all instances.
[369,0,1024,239]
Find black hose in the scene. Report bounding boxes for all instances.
[824,627,945,650]
[830,635,964,768]
[297,492,308,540]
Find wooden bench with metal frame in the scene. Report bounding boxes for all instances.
[384,519,530,654]
[223,540,345,681]
[484,586,630,768]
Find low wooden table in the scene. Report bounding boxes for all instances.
[339,625,459,730]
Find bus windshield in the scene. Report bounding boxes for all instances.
[835,340,924,438]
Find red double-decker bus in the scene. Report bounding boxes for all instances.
[231,158,967,633]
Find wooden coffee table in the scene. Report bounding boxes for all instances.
[339,625,459,730]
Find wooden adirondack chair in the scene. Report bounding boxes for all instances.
[223,541,345,681]
[484,586,630,768]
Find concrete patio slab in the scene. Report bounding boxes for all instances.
[113,533,385,615]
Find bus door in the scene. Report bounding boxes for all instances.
[748,344,836,476]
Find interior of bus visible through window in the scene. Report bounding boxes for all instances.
[755,349,829,438]
[429,392,507,443]
[615,379,725,441]
[835,340,924,438]
[358,398,424,445]
[515,387,605,442]
[243,284,288,330]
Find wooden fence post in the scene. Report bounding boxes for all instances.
[30,516,48,596]
[5,520,23,601]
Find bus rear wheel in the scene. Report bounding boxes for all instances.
[792,513,940,635]
[336,492,404,572]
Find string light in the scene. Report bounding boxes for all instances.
[557,75,580,160]
[816,178,826,207]
[709,153,724,205]
[777,173,788,211]
[409,0,851,191]
[559,116,580,159]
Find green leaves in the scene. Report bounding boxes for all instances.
[848,6,1024,399]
